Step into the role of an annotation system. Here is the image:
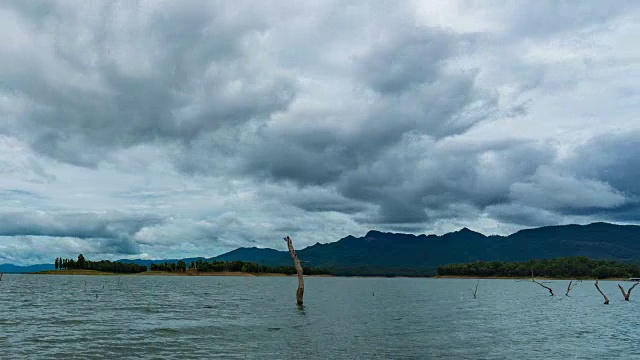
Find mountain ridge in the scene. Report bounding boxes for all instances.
[209,222,640,275]
[3,222,640,275]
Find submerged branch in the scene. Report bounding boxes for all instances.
[470,280,479,299]
[617,282,639,301]
[595,279,609,304]
[530,269,554,296]
[565,280,579,296]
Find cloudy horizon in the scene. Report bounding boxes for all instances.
[1,1,639,265]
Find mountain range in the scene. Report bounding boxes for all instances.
[211,222,640,275]
[3,222,640,275]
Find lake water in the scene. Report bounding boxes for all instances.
[1,275,639,359]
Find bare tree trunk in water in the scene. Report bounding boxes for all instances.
[530,270,554,296]
[595,279,609,304]
[617,282,639,301]
[470,280,479,299]
[0,273,3,282]
[284,236,304,306]
[566,280,578,296]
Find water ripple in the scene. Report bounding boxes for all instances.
[2,275,640,358]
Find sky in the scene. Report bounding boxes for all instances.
[1,1,639,265]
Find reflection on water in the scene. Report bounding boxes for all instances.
[1,274,640,359]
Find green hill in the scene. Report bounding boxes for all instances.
[211,222,640,276]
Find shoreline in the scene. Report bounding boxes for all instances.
[32,269,332,277]
[435,275,632,281]
[27,271,633,281]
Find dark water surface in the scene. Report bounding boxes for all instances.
[1,275,639,359]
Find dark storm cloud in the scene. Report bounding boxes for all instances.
[509,170,627,212]
[0,0,532,228]
[284,187,370,215]
[334,137,556,224]
[239,25,497,192]
[0,3,489,190]
[484,131,640,225]
[0,210,170,257]
[486,204,562,227]
[535,131,640,222]
[568,131,640,197]
[0,1,295,166]
[0,211,162,253]
[357,29,463,94]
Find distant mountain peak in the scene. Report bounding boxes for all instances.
[365,230,383,237]
[456,227,483,235]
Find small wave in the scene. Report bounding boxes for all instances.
[150,328,179,335]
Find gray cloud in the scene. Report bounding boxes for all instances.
[509,169,627,212]
[486,204,562,228]
[335,137,555,224]
[568,131,640,197]
[1,1,295,166]
[0,211,162,255]
[357,28,463,94]
[238,27,497,188]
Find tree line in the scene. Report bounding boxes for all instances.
[437,256,640,279]
[54,255,330,275]
[55,254,147,274]
[150,259,331,275]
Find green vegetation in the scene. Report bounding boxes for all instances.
[437,257,640,279]
[55,255,147,274]
[150,259,331,275]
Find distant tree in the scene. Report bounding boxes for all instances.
[55,258,59,270]
[52,254,147,274]
[176,260,187,272]
[437,257,640,279]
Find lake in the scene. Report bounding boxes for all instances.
[1,275,638,359]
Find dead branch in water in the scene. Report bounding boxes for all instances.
[470,280,479,299]
[284,236,304,306]
[530,270,554,296]
[595,279,609,304]
[0,273,3,282]
[565,280,579,296]
[617,282,639,301]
